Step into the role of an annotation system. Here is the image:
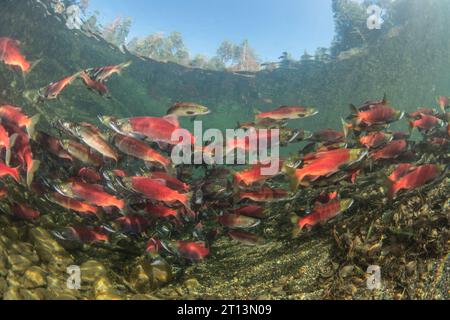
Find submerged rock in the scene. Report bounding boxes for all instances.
[80,260,108,284]
[23,266,47,289]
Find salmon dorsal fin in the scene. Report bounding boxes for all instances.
[163,115,180,127]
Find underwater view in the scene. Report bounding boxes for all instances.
[0,0,448,303]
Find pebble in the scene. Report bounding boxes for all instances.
[29,227,73,268]
[151,259,172,287]
[184,278,201,290]
[23,266,47,289]
[20,288,45,300]
[8,254,33,274]
[130,263,154,292]
[3,287,22,300]
[80,260,108,284]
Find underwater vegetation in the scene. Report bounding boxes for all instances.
[0,0,448,300]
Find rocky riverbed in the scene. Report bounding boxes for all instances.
[1,177,448,300]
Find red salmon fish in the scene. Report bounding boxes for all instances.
[239,187,290,203]
[114,134,171,170]
[55,181,125,210]
[12,203,40,220]
[388,164,441,198]
[409,114,443,131]
[255,106,318,121]
[218,214,260,229]
[234,161,283,187]
[89,61,132,83]
[80,71,109,96]
[0,161,20,182]
[67,226,109,244]
[0,37,31,73]
[146,171,189,192]
[388,164,415,182]
[0,104,39,139]
[124,176,191,208]
[48,192,99,216]
[145,204,180,220]
[35,132,73,162]
[115,215,150,234]
[309,129,345,144]
[100,115,194,145]
[39,72,80,100]
[173,241,209,262]
[359,131,393,149]
[371,140,408,161]
[285,148,367,190]
[78,167,101,184]
[292,199,354,236]
[7,126,40,186]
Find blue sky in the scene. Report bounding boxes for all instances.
[88,0,335,62]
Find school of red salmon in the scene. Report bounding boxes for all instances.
[0,37,449,270]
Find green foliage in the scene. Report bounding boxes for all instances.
[103,16,132,47]
[127,32,190,65]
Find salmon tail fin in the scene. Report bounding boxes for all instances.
[28,59,42,74]
[6,133,19,166]
[291,215,302,238]
[10,166,21,183]
[184,192,193,210]
[368,158,375,172]
[118,60,132,74]
[26,114,40,140]
[282,163,300,192]
[382,93,387,104]
[349,104,358,116]
[253,108,262,121]
[437,97,446,113]
[165,162,176,175]
[380,174,396,199]
[26,160,41,187]
[233,173,242,188]
[408,121,415,135]
[387,183,397,199]
[341,118,351,139]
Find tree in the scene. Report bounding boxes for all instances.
[115,17,132,46]
[216,40,236,65]
[166,32,190,64]
[103,16,124,45]
[205,57,226,71]
[330,0,398,58]
[128,32,190,64]
[190,54,208,69]
[278,51,297,69]
[314,47,331,63]
[82,10,100,34]
[300,50,313,63]
[330,0,368,57]
[230,40,260,72]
